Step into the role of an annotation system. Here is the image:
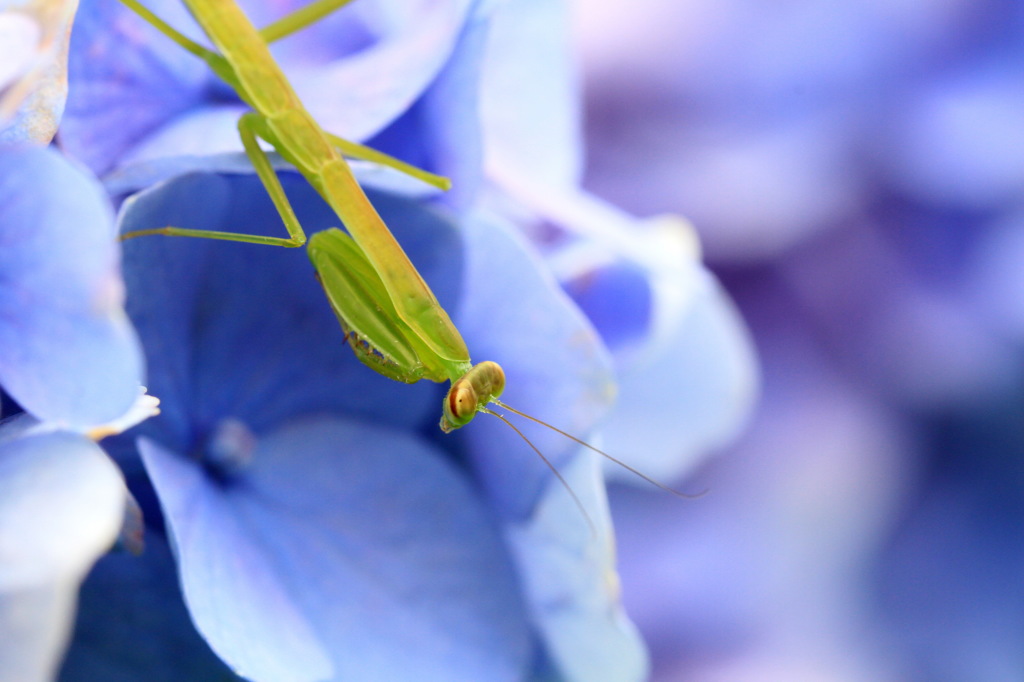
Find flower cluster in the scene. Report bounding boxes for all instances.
[2,1,754,681]
[578,0,1024,679]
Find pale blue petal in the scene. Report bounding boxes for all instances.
[114,104,248,169]
[60,533,240,682]
[379,1,491,209]
[479,184,758,485]
[61,0,211,174]
[481,0,582,189]
[455,210,616,519]
[291,0,476,141]
[507,451,649,682]
[596,269,759,483]
[0,147,144,427]
[141,417,532,682]
[0,431,126,682]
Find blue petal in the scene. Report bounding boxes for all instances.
[114,104,249,168]
[141,417,532,682]
[60,533,241,682]
[593,269,759,483]
[372,1,491,209]
[61,0,212,174]
[563,260,652,355]
[118,172,454,450]
[506,450,649,682]
[290,0,476,141]
[481,0,583,189]
[0,431,126,681]
[0,147,144,427]
[455,210,616,519]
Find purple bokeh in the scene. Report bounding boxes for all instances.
[577,0,1024,679]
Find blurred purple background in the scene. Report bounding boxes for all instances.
[573,1,1024,680]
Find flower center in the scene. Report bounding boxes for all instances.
[204,417,257,480]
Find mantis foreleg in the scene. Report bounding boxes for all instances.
[117,0,228,73]
[258,0,358,43]
[325,133,452,191]
[121,112,307,246]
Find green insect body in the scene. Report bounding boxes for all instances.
[119,0,497,432]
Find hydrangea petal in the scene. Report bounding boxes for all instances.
[291,0,475,141]
[455,209,616,520]
[597,269,759,483]
[0,431,126,682]
[477,182,756,487]
[60,534,238,681]
[0,146,143,427]
[61,0,211,174]
[481,0,582,189]
[507,451,648,682]
[374,3,490,209]
[115,104,248,168]
[141,417,532,682]
[141,439,331,682]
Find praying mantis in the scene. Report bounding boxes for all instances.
[116,0,687,515]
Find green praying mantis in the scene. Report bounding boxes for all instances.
[116,0,690,516]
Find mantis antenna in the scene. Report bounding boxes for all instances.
[481,406,598,536]
[490,399,708,500]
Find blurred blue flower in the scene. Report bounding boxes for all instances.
[574,0,1024,679]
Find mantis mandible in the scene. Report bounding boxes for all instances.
[116,0,690,518]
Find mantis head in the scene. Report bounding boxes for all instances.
[440,361,505,433]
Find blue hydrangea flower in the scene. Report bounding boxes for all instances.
[1,5,151,675]
[0,427,128,682]
[44,2,761,680]
[62,166,648,681]
[0,146,143,428]
[0,144,144,680]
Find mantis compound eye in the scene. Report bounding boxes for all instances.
[450,383,478,421]
[440,379,478,433]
